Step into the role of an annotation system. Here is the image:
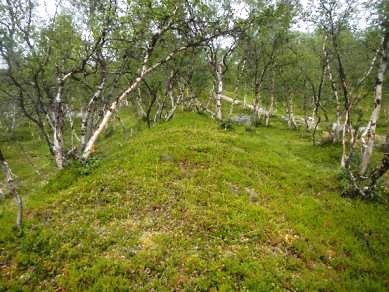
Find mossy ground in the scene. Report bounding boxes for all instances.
[0,112,388,290]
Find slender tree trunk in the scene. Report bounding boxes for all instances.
[312,47,327,143]
[82,75,145,159]
[303,92,310,130]
[167,71,175,109]
[360,33,388,175]
[48,70,74,168]
[65,105,79,151]
[135,88,147,119]
[214,62,223,120]
[51,82,65,169]
[165,91,182,121]
[341,105,353,168]
[310,94,317,129]
[81,43,192,160]
[265,93,274,127]
[164,70,181,121]
[331,34,353,168]
[368,149,389,190]
[80,79,106,151]
[266,72,275,127]
[11,102,16,131]
[286,95,297,129]
[0,150,23,230]
[253,81,263,122]
[325,48,341,142]
[153,97,163,124]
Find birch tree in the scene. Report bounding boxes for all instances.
[313,0,383,166]
[81,0,231,159]
[360,16,388,174]
[207,42,236,120]
[237,0,295,124]
[0,0,230,165]
[0,0,117,168]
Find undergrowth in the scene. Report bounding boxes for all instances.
[0,113,388,290]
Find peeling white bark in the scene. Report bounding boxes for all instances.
[360,34,388,175]
[51,76,65,169]
[82,75,144,159]
[341,108,353,168]
[163,71,182,121]
[286,94,297,129]
[80,79,106,151]
[215,63,223,120]
[136,88,147,119]
[81,44,190,160]
[325,48,341,141]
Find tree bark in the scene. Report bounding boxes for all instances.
[82,75,145,159]
[286,95,297,129]
[214,62,223,120]
[360,32,388,175]
[265,71,276,127]
[324,47,341,142]
[81,43,193,160]
[341,106,353,168]
[51,76,66,169]
[80,78,106,151]
[312,39,327,144]
[164,70,182,121]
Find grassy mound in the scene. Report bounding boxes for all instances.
[0,113,388,290]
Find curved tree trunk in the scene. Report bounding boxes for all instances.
[80,79,106,152]
[82,75,145,159]
[360,33,388,175]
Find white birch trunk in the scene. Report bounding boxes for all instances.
[80,79,106,150]
[265,92,275,127]
[341,107,353,168]
[164,71,180,121]
[154,98,164,124]
[51,82,65,169]
[266,73,276,127]
[360,34,388,175]
[82,75,144,159]
[65,106,79,150]
[215,62,223,120]
[253,82,262,122]
[11,102,16,131]
[81,44,189,160]
[286,95,297,129]
[325,49,341,141]
[136,88,147,119]
[165,91,182,122]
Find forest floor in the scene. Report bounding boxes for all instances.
[0,112,388,290]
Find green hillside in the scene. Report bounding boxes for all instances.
[0,113,388,290]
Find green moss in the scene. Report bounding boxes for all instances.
[0,112,388,290]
